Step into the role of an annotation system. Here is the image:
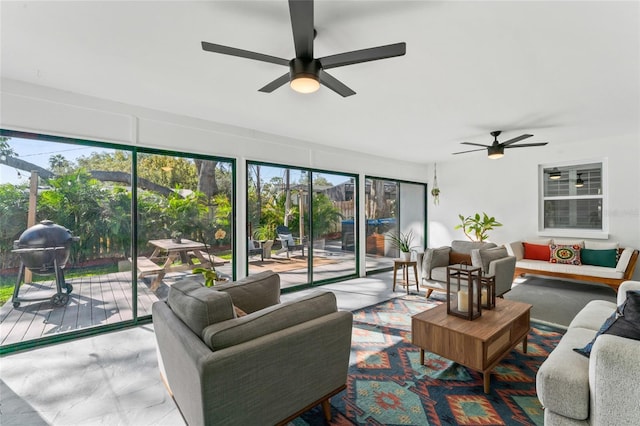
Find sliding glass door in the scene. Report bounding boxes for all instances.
[247,162,358,289]
[311,172,357,282]
[365,177,426,273]
[0,130,235,353]
[0,132,136,348]
[135,151,234,303]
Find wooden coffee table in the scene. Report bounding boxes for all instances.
[411,298,531,393]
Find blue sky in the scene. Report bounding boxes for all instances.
[2,136,351,187]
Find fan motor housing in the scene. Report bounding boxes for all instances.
[289,58,321,82]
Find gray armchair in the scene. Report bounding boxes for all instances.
[470,246,517,297]
[416,240,515,297]
[152,271,353,426]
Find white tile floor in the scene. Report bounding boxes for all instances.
[0,271,409,426]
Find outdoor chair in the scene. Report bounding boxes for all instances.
[248,238,264,261]
[276,225,306,258]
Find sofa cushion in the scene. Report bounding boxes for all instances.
[553,239,585,247]
[423,247,451,279]
[451,240,496,254]
[550,244,582,265]
[581,248,617,268]
[569,299,617,330]
[214,271,280,313]
[584,240,619,250]
[523,242,550,261]
[471,246,508,274]
[167,280,235,336]
[202,290,337,351]
[536,326,594,420]
[515,259,625,280]
[430,266,449,283]
[574,310,618,358]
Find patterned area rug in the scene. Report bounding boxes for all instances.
[292,295,564,426]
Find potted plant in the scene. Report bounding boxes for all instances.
[455,212,502,241]
[192,266,218,287]
[386,230,415,260]
[253,224,277,259]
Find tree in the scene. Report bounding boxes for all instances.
[49,154,74,175]
[194,159,218,200]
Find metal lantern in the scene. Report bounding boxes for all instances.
[446,263,482,320]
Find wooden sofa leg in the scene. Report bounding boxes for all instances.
[321,399,331,421]
[425,289,433,298]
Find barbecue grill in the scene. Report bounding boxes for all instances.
[11,220,80,308]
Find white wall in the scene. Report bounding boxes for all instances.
[427,134,640,280]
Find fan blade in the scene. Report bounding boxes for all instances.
[319,42,406,70]
[320,71,356,97]
[502,134,533,146]
[289,0,314,58]
[452,148,487,155]
[504,142,548,148]
[461,142,490,148]
[201,41,289,66]
[258,73,291,93]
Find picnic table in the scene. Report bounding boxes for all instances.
[135,238,227,291]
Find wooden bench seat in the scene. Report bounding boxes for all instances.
[130,257,165,291]
[132,256,163,275]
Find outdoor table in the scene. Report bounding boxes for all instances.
[141,238,227,290]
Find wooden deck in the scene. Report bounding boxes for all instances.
[0,271,159,347]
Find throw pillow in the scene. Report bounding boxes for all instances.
[233,305,248,317]
[471,246,508,274]
[581,248,618,268]
[167,280,235,336]
[550,244,582,265]
[605,290,640,336]
[574,290,640,357]
[449,251,471,266]
[523,242,550,261]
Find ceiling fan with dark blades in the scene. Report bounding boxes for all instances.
[452,130,548,159]
[201,0,406,97]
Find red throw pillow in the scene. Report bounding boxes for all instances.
[523,242,551,261]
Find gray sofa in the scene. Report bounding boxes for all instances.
[416,240,517,298]
[152,271,353,426]
[536,280,640,425]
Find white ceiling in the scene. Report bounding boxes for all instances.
[1,1,639,164]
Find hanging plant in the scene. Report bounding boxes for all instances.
[431,163,440,205]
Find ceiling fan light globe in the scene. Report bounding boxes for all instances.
[290,76,320,93]
[549,167,562,179]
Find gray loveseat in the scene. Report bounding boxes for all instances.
[416,240,517,298]
[152,271,353,425]
[536,280,640,425]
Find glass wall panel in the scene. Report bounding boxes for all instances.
[399,182,426,252]
[364,178,399,271]
[311,172,357,282]
[0,133,135,346]
[136,152,234,302]
[247,164,310,289]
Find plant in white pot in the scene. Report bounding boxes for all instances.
[386,230,415,261]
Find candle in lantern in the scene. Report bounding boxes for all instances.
[481,288,488,305]
[457,290,468,312]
